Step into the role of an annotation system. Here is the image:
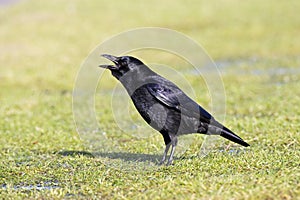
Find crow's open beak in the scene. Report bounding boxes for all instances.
[99,54,120,69]
[102,54,119,64]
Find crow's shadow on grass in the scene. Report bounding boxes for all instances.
[58,150,162,164]
[58,150,94,157]
[57,149,245,165]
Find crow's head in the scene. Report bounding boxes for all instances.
[99,54,145,79]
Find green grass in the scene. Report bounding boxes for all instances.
[1,0,300,199]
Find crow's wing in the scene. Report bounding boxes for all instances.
[146,83,212,123]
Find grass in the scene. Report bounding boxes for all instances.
[1,0,300,199]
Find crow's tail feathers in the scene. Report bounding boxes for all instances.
[220,126,250,147]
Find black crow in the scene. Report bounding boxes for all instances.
[99,54,249,165]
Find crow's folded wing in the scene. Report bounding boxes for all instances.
[146,83,212,123]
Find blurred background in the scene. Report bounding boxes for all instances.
[1,0,299,91]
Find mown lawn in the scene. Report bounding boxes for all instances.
[0,0,299,199]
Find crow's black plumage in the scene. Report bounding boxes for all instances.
[99,54,250,165]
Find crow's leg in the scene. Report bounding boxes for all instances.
[159,142,171,165]
[166,137,178,166]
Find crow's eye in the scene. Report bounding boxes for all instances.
[121,61,127,66]
[119,58,129,66]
